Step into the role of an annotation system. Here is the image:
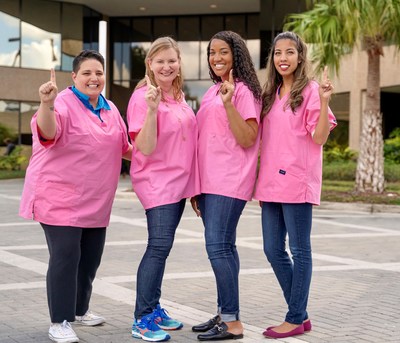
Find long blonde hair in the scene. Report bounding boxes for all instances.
[135,37,184,102]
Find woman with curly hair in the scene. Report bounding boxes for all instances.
[190,30,262,341]
[254,31,336,339]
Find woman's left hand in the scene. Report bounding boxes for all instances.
[190,196,201,217]
[219,69,235,103]
[319,66,334,100]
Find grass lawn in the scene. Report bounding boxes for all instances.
[0,170,26,180]
[322,180,400,205]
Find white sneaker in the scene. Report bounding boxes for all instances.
[74,310,105,326]
[48,320,79,343]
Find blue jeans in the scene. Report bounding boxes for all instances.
[198,194,246,322]
[134,199,186,319]
[261,202,312,324]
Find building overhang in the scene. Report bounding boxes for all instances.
[53,0,260,17]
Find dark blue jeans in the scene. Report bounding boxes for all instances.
[261,202,313,324]
[198,194,246,322]
[134,199,186,319]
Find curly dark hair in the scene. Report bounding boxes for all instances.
[262,31,310,118]
[207,31,262,102]
[72,50,104,73]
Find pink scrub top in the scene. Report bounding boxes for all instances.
[127,86,200,210]
[254,81,337,205]
[19,88,130,227]
[197,82,261,201]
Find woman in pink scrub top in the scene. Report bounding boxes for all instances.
[19,50,132,343]
[254,32,337,339]
[190,31,262,341]
[127,37,199,342]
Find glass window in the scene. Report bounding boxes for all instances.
[20,21,61,70]
[21,102,39,144]
[0,10,20,67]
[178,17,199,41]
[247,14,259,39]
[61,3,83,71]
[225,15,246,38]
[0,100,19,135]
[184,80,213,113]
[200,41,210,80]
[201,16,223,41]
[132,18,152,42]
[112,19,132,88]
[180,41,200,80]
[83,7,101,51]
[246,39,260,70]
[154,17,176,39]
[20,0,61,70]
[130,42,151,84]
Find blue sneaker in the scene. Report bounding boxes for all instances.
[132,312,170,342]
[153,304,183,330]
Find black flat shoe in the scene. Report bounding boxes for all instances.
[197,322,244,341]
[192,315,220,332]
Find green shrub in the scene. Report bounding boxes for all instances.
[0,123,17,146]
[384,127,400,164]
[323,160,400,182]
[323,141,357,163]
[0,146,27,171]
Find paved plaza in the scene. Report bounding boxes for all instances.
[1,177,399,343]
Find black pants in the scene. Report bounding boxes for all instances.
[41,223,106,323]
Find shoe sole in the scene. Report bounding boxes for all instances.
[48,333,79,343]
[158,323,183,331]
[132,331,171,342]
[73,319,105,326]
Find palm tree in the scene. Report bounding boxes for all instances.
[284,0,400,193]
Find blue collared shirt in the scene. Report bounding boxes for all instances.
[71,86,111,122]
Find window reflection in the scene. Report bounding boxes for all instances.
[0,11,20,67]
[180,41,200,80]
[184,80,213,113]
[200,41,210,80]
[21,102,39,144]
[21,22,61,69]
[247,39,260,70]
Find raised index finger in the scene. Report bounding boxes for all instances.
[228,69,234,84]
[145,74,152,88]
[322,65,328,82]
[50,68,56,84]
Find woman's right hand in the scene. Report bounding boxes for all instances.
[144,75,161,111]
[39,68,58,104]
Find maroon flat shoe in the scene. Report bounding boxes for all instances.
[263,325,304,339]
[265,319,312,332]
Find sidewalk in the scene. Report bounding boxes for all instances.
[1,177,399,342]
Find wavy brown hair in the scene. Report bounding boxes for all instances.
[135,37,184,102]
[262,31,310,118]
[207,31,262,102]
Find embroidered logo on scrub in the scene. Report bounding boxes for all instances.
[279,169,286,175]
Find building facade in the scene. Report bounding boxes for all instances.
[0,0,399,149]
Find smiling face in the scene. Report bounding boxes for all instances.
[273,38,300,79]
[148,47,180,89]
[208,38,233,82]
[72,58,105,103]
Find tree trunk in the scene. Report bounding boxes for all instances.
[355,43,385,193]
[355,109,385,192]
